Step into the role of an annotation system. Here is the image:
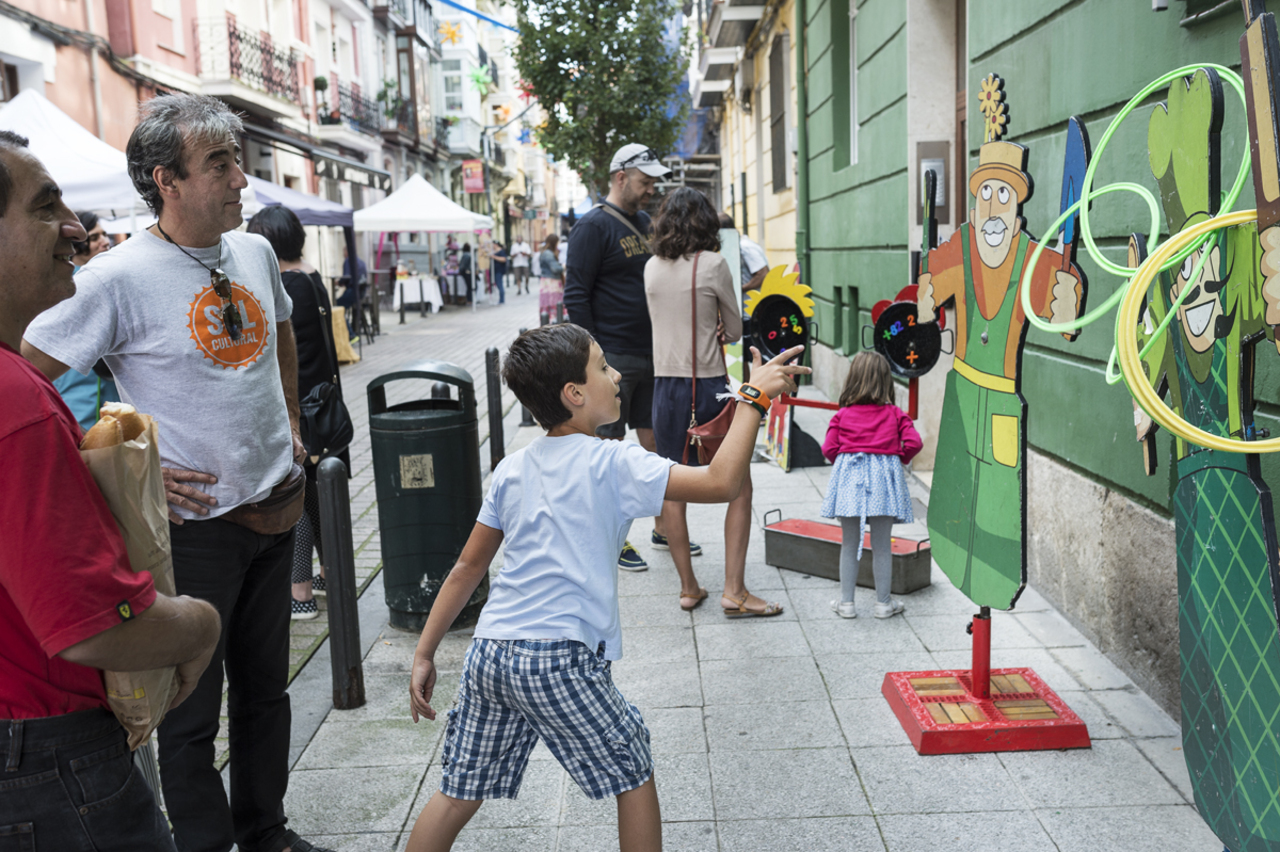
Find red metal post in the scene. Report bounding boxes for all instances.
[971,607,992,700]
[908,377,919,419]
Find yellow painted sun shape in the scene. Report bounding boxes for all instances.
[438,21,461,44]
[743,265,815,318]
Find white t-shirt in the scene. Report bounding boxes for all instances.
[511,241,532,268]
[473,434,673,660]
[25,229,295,519]
[740,234,769,286]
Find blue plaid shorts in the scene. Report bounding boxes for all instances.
[439,638,653,801]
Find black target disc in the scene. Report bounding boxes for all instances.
[873,301,941,378]
[749,295,810,359]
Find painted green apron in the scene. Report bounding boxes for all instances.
[927,228,1028,611]
[1170,330,1280,852]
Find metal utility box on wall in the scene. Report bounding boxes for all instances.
[367,361,487,631]
[916,141,950,226]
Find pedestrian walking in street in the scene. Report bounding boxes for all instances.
[490,239,508,303]
[21,93,332,852]
[511,235,531,294]
[538,233,564,319]
[565,143,673,571]
[821,351,921,619]
[405,323,808,852]
[646,188,781,617]
[0,129,221,852]
[458,242,474,305]
[247,206,350,622]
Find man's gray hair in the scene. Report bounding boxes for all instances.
[127,94,244,214]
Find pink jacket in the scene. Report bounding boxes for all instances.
[821,404,922,464]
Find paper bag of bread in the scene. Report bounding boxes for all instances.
[79,403,180,749]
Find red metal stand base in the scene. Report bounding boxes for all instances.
[882,609,1090,754]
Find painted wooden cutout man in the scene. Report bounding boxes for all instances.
[916,75,1084,611]
[1132,66,1280,852]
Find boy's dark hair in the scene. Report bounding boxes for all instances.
[503,324,594,429]
[0,130,31,217]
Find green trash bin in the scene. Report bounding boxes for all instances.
[367,361,488,631]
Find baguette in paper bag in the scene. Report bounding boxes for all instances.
[80,403,180,749]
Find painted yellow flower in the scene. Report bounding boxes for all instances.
[978,74,1008,142]
[438,21,461,45]
[985,102,1009,142]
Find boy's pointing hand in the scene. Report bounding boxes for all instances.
[748,345,810,401]
[410,656,438,722]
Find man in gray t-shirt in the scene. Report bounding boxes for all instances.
[22,95,330,852]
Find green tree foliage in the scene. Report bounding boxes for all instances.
[513,0,690,196]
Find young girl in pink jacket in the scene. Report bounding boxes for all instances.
[820,351,922,619]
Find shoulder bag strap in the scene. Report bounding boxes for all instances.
[595,203,652,254]
[310,273,341,384]
[690,252,700,424]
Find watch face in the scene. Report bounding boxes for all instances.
[873,300,941,378]
[749,294,809,359]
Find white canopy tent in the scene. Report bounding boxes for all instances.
[0,90,261,233]
[353,173,494,311]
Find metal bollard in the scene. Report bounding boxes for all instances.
[485,347,504,470]
[555,303,565,324]
[317,458,366,710]
[539,310,550,326]
[419,279,426,317]
[517,328,535,427]
[398,281,406,325]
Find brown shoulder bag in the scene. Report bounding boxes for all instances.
[684,251,736,465]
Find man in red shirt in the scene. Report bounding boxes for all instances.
[0,130,220,851]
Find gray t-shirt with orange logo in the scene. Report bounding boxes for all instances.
[25,229,294,519]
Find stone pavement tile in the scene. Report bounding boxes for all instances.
[640,706,708,754]
[557,821,721,851]
[756,484,825,505]
[694,620,811,660]
[1011,585,1053,612]
[929,648,1085,697]
[699,655,828,706]
[618,564,691,597]
[334,672,457,722]
[1033,804,1222,851]
[831,698,915,749]
[802,619,929,656]
[854,746,1024,814]
[718,816,885,852]
[303,832,400,852]
[878,811,1056,852]
[1050,645,1136,690]
[688,588,795,625]
[815,651,938,701]
[610,660,703,708]
[1132,737,1196,804]
[886,578,972,616]
[1089,686,1181,738]
[906,612,1040,652]
[704,699,845,751]
[787,587,855,621]
[620,592,700,627]
[1040,689,1125,740]
[739,560,790,592]
[624,626,698,662]
[1012,609,1089,648]
[296,718,445,770]
[561,753,714,825]
[709,748,871,819]
[283,764,425,835]
[415,759,567,829]
[781,568,844,593]
[450,827,557,852]
[997,739,1185,808]
[361,630,417,675]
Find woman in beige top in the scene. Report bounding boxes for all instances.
[644,188,783,618]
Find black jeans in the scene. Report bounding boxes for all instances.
[0,709,175,851]
[159,518,294,852]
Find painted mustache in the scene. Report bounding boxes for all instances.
[981,217,1007,247]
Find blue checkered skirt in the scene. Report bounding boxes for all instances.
[821,452,913,559]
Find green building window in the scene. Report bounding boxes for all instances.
[832,0,857,169]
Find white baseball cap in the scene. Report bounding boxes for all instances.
[609,143,671,177]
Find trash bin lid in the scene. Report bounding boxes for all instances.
[369,399,473,431]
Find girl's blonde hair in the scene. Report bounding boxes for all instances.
[838,351,895,407]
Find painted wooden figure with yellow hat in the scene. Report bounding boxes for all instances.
[916,74,1085,611]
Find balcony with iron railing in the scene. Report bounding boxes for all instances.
[320,81,380,136]
[196,17,301,118]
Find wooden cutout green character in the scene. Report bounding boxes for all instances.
[916,74,1084,611]
[1133,66,1280,852]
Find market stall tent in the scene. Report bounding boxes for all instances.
[352,173,493,232]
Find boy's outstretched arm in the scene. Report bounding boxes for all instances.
[410,522,503,722]
[666,345,809,505]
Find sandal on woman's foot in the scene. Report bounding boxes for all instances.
[680,588,708,611]
[721,591,783,618]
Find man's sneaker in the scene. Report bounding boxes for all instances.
[282,829,337,852]
[617,541,649,572]
[874,599,906,619]
[291,598,319,620]
[650,531,703,556]
[830,600,857,619]
[312,575,326,596]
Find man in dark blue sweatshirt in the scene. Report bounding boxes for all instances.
[565,143,703,571]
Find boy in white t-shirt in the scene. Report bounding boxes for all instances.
[406,324,806,852]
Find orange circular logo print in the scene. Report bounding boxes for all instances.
[187,280,271,369]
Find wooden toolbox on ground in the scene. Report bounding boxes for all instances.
[762,510,932,594]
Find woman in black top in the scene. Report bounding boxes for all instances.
[247,206,350,620]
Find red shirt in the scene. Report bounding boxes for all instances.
[821,403,923,465]
[0,342,156,719]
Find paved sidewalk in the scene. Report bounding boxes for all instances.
[275,354,1220,850]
